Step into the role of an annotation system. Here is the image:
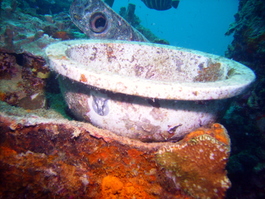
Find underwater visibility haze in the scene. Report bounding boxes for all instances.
[0,0,265,198]
[113,0,238,56]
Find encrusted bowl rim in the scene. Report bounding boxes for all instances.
[46,39,255,100]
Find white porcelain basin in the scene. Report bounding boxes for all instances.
[46,40,255,141]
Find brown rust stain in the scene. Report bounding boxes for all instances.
[80,74,87,82]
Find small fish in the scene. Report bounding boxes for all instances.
[70,0,148,41]
[141,0,180,11]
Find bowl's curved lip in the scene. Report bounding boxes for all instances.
[45,39,256,100]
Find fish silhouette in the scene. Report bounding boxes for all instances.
[70,0,148,41]
[141,0,180,11]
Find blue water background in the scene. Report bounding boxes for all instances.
[113,0,238,56]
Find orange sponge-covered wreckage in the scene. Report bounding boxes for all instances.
[0,100,231,198]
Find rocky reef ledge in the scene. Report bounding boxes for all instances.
[223,0,265,198]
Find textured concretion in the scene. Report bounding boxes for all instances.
[46,39,255,100]
[0,101,231,198]
[156,123,231,198]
